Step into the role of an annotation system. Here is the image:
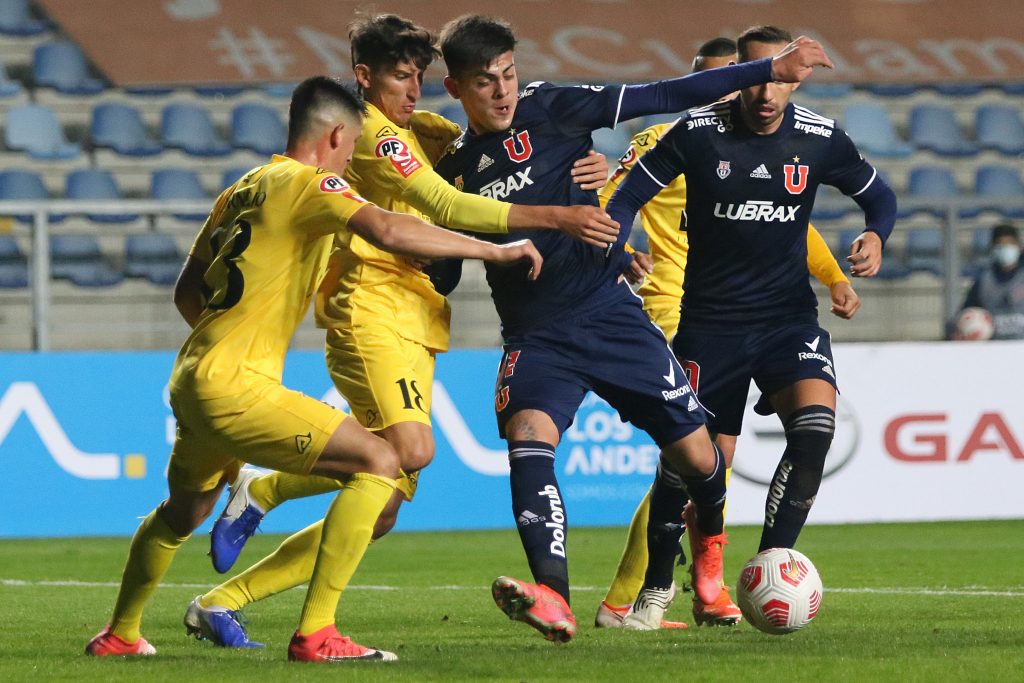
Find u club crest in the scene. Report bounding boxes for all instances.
[783,163,810,194]
[716,160,731,179]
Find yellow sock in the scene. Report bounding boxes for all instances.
[247,472,344,513]
[109,508,190,642]
[604,487,651,607]
[297,473,396,635]
[202,520,324,611]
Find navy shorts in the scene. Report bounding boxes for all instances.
[671,320,839,436]
[494,298,707,447]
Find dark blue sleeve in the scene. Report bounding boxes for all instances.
[538,59,772,135]
[616,59,774,124]
[604,122,689,253]
[850,174,897,246]
[821,128,896,245]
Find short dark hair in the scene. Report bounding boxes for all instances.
[349,14,439,75]
[693,37,737,72]
[737,25,793,63]
[287,76,365,149]
[440,15,517,79]
[992,223,1020,245]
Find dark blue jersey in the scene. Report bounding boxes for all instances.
[433,61,777,335]
[607,98,893,328]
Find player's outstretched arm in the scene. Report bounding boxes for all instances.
[173,254,209,327]
[348,203,542,279]
[508,204,619,247]
[770,37,835,83]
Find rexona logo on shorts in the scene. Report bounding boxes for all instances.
[0,382,142,480]
[375,136,422,178]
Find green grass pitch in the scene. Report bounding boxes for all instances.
[2,521,1022,682]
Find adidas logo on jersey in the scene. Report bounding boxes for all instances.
[714,200,800,222]
[687,396,698,412]
[478,154,494,172]
[750,164,772,179]
[517,510,542,526]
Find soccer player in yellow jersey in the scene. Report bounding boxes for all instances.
[188,15,614,641]
[594,38,860,629]
[86,76,545,663]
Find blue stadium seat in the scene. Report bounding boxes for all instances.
[976,105,1024,155]
[0,169,48,223]
[0,235,28,288]
[65,169,138,223]
[161,103,231,156]
[1001,82,1024,96]
[906,166,958,218]
[591,126,631,160]
[32,41,105,95]
[231,103,286,155]
[862,83,918,98]
[796,83,853,99]
[0,0,47,36]
[842,104,912,157]
[125,233,182,286]
[151,168,208,221]
[905,228,944,275]
[932,83,983,97]
[92,103,162,156]
[838,229,910,280]
[908,105,977,156]
[262,82,298,99]
[0,57,23,98]
[973,166,1024,219]
[195,84,247,98]
[50,235,123,287]
[439,103,468,130]
[4,104,80,160]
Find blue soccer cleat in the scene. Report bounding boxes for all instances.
[184,596,264,648]
[209,468,265,573]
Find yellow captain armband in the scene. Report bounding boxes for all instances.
[624,242,636,254]
[402,169,510,234]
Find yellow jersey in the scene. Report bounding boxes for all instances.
[317,103,510,353]
[171,155,367,398]
[599,122,848,302]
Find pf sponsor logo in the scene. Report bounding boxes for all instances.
[375,136,422,178]
[319,175,365,202]
[502,130,533,163]
[617,145,637,167]
[0,382,144,480]
[783,162,809,194]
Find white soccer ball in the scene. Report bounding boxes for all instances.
[955,307,994,341]
[736,548,823,635]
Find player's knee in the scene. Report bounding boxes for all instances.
[783,405,835,466]
[393,435,434,473]
[360,436,401,478]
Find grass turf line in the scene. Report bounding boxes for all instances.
[1,521,1022,682]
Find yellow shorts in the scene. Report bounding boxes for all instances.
[643,297,681,342]
[167,381,347,494]
[325,324,435,431]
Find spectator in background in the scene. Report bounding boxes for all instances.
[957,223,1024,340]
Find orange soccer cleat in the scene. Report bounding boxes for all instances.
[692,583,743,626]
[689,529,726,606]
[85,627,156,657]
[491,576,577,643]
[287,625,396,663]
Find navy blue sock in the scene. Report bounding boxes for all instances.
[680,443,726,537]
[644,459,690,590]
[759,406,834,551]
[508,440,570,604]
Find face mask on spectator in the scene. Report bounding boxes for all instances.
[993,244,1020,268]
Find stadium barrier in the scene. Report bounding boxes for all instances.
[0,342,1020,537]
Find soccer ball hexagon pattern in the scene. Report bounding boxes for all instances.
[736,548,823,635]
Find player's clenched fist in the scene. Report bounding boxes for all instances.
[491,239,544,280]
[555,205,620,247]
[770,36,835,82]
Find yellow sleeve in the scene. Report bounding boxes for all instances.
[400,168,510,234]
[409,111,462,164]
[598,126,664,208]
[296,173,370,240]
[806,222,848,286]
[188,186,234,261]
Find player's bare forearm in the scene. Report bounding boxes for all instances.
[173,255,208,327]
[507,204,619,247]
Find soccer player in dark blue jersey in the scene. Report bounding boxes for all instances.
[606,25,897,628]
[432,15,834,641]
